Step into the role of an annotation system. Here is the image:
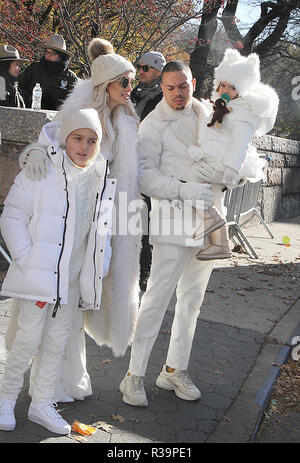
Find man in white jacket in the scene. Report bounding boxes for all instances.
[120,61,219,407]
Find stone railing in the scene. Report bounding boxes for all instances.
[0,106,56,205]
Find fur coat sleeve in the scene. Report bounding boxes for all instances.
[60,80,142,357]
[83,106,142,357]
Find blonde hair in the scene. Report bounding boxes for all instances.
[91,72,139,147]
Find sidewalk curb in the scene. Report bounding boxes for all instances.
[250,322,300,442]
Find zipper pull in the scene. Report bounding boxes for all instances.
[52,297,61,318]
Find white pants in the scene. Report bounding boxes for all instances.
[0,283,83,403]
[128,244,215,376]
[29,303,92,403]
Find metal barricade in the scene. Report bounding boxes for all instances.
[224,180,274,259]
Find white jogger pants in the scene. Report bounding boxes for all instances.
[0,283,82,403]
[128,244,215,376]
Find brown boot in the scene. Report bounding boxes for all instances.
[193,206,225,240]
[196,226,232,260]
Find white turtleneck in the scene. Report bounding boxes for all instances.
[66,155,100,283]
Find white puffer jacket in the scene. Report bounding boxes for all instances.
[0,122,116,312]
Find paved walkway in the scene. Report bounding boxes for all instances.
[0,216,299,444]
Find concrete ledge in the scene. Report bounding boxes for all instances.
[0,106,56,144]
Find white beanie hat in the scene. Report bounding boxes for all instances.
[91,53,135,86]
[213,49,261,97]
[60,108,102,145]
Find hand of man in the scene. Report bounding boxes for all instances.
[193,158,216,181]
[24,150,49,181]
[179,182,214,210]
[223,167,240,188]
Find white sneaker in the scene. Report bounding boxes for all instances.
[156,365,201,401]
[0,399,16,431]
[28,402,71,435]
[58,395,74,403]
[119,374,148,407]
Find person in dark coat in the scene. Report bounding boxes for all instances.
[130,51,166,292]
[19,34,77,111]
[131,51,166,121]
[0,45,28,108]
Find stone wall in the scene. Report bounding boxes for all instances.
[0,106,56,204]
[253,135,300,223]
[0,106,299,222]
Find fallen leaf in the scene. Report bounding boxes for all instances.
[112,414,126,423]
[129,418,140,423]
[69,434,88,443]
[232,244,244,253]
[208,368,224,376]
[94,420,115,433]
[237,291,246,296]
[100,359,112,364]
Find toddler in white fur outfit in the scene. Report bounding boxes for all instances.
[0,109,116,435]
[190,49,279,260]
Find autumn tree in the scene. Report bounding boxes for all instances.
[190,0,300,98]
[0,0,207,76]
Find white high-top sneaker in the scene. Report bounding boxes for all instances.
[0,399,16,431]
[28,402,71,435]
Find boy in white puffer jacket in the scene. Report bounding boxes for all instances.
[190,49,279,260]
[0,109,116,435]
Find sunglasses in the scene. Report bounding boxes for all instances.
[119,77,133,88]
[45,49,58,56]
[137,64,153,72]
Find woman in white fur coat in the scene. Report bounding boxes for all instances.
[14,38,142,402]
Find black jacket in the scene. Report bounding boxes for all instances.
[0,70,25,108]
[19,57,77,110]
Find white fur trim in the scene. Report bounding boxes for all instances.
[214,49,261,96]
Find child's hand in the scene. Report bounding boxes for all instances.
[188,145,204,162]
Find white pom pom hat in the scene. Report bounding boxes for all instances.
[91,53,135,87]
[213,49,261,97]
